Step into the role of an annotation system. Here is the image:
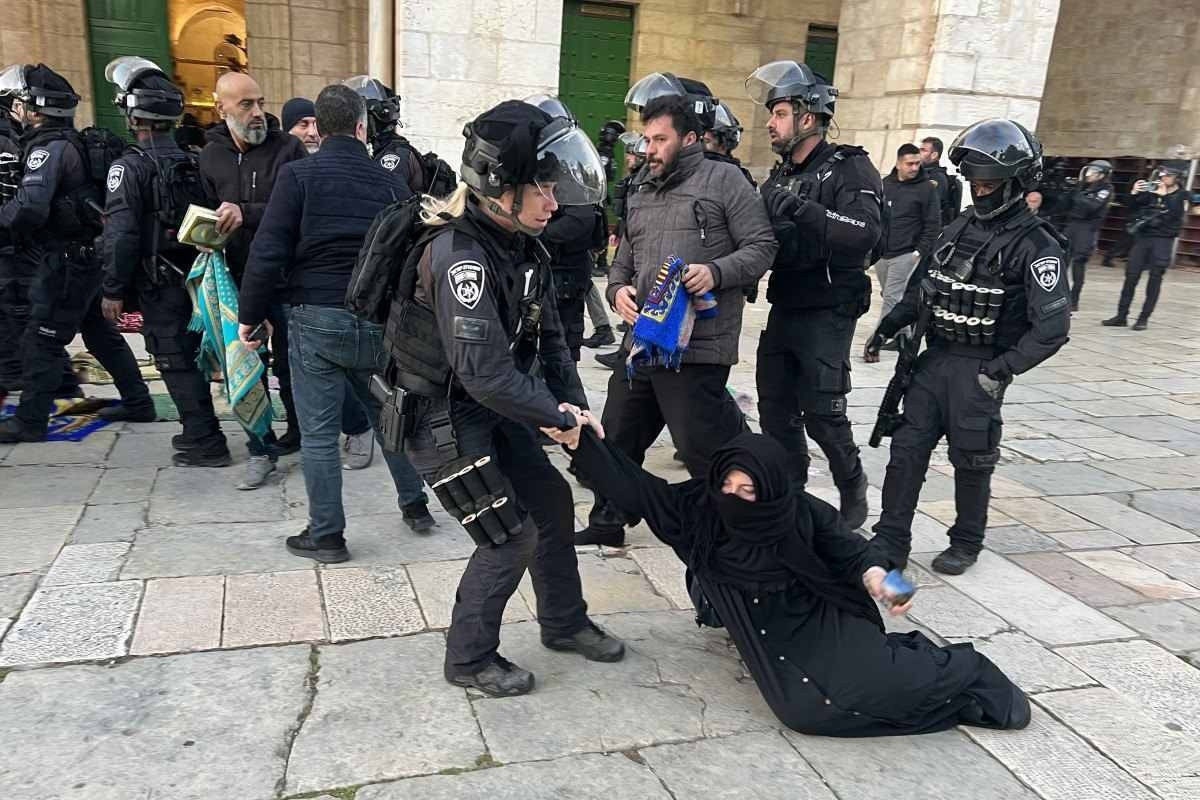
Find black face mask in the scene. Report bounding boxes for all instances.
[971,179,1023,221]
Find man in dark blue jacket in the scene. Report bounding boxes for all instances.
[237,83,433,563]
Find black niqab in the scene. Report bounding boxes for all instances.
[689,433,883,628]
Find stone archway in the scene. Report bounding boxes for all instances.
[170,0,248,125]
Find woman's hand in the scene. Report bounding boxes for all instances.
[862,566,914,616]
[541,407,605,451]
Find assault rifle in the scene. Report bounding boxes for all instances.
[869,275,936,448]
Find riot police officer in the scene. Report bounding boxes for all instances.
[703,100,754,187]
[866,119,1071,575]
[98,58,231,464]
[343,75,424,193]
[747,60,883,527]
[0,64,134,442]
[0,84,24,399]
[1062,160,1113,310]
[383,100,624,696]
[524,94,604,362]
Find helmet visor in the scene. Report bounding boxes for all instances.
[523,93,574,121]
[745,60,816,105]
[535,124,606,205]
[1079,165,1106,182]
[343,75,391,101]
[104,56,164,92]
[949,119,1035,168]
[624,72,686,112]
[0,65,27,98]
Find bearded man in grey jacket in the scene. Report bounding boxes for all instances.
[577,94,778,547]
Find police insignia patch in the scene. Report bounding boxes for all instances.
[26,149,49,171]
[448,260,485,310]
[1031,256,1060,292]
[106,164,125,193]
[380,153,401,171]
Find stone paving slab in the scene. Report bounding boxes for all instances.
[1073,436,1184,460]
[356,753,673,800]
[0,573,39,618]
[1036,687,1200,800]
[322,512,477,567]
[0,645,310,799]
[981,524,1063,554]
[948,631,1095,694]
[1126,543,1200,588]
[131,575,225,655]
[1100,601,1200,653]
[406,559,532,629]
[222,570,325,648]
[123,520,317,578]
[4,431,118,466]
[641,731,838,800]
[1092,455,1200,489]
[995,462,1150,496]
[786,727,1039,799]
[555,551,672,615]
[43,541,130,587]
[989,496,1100,532]
[1129,489,1200,532]
[285,635,484,794]
[150,465,288,525]
[1067,550,1200,600]
[1046,529,1135,549]
[1058,639,1200,739]
[905,585,1009,639]
[628,546,692,609]
[1009,552,1146,606]
[966,706,1159,800]
[320,566,426,641]
[69,501,145,543]
[1049,494,1198,544]
[89,465,159,504]
[0,504,82,575]
[0,581,142,666]
[105,431,186,468]
[914,551,1134,646]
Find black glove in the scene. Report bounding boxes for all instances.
[863,330,885,363]
[763,187,804,222]
[980,358,1013,382]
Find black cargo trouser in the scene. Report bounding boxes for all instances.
[1117,235,1173,322]
[0,253,78,397]
[406,397,589,675]
[756,305,863,491]
[139,282,226,451]
[1064,220,1100,305]
[870,346,1005,567]
[77,292,153,410]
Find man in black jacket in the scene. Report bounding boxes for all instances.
[237,83,433,563]
[868,143,940,351]
[1103,163,1189,331]
[920,136,962,225]
[750,60,882,528]
[1062,160,1113,310]
[200,70,307,484]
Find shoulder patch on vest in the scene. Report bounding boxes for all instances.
[448,260,485,310]
[106,164,125,193]
[26,149,49,171]
[1030,256,1061,292]
[380,153,401,171]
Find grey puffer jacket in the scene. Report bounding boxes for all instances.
[606,143,776,365]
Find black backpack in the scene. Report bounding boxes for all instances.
[347,194,426,324]
[135,147,208,257]
[71,127,128,232]
[420,151,458,198]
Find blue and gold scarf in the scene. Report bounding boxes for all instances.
[627,255,718,377]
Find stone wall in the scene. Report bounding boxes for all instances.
[834,0,1061,171]
[244,0,369,116]
[391,0,565,160]
[1,0,95,126]
[1038,0,1200,157]
[629,0,841,171]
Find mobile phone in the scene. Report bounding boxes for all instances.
[247,322,269,346]
[882,569,916,606]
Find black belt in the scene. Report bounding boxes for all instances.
[931,340,997,359]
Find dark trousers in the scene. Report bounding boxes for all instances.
[13,252,100,433]
[406,397,589,674]
[341,381,370,436]
[756,305,863,490]
[140,283,227,451]
[1064,220,1100,305]
[77,293,153,410]
[1117,236,1173,322]
[558,294,586,362]
[870,347,1004,567]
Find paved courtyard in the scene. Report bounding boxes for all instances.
[3,262,1200,799]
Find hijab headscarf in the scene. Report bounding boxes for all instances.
[688,433,882,627]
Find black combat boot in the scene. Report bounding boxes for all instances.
[402,500,436,532]
[97,401,158,423]
[285,528,350,563]
[839,473,869,530]
[542,620,626,662]
[1101,315,1127,327]
[575,503,626,547]
[0,418,44,443]
[594,351,622,370]
[171,446,233,468]
[931,544,979,575]
[447,655,535,697]
[1132,318,1149,331]
[581,325,615,348]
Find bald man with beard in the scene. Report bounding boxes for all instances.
[199,71,308,487]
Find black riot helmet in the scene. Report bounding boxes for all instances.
[106,57,183,123]
[460,100,606,235]
[342,75,402,143]
[709,101,743,152]
[949,118,1043,220]
[1079,159,1112,183]
[523,93,576,122]
[0,63,79,119]
[745,60,837,117]
[624,71,716,130]
[1150,161,1188,182]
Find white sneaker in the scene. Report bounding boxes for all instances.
[237,455,277,490]
[343,430,375,470]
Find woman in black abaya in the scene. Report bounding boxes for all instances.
[544,418,1030,737]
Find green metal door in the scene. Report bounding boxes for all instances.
[559,0,634,183]
[86,0,172,134]
[805,24,838,83]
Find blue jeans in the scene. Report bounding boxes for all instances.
[288,304,427,541]
[342,381,371,436]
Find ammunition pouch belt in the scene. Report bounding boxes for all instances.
[431,454,523,547]
[927,268,1003,347]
